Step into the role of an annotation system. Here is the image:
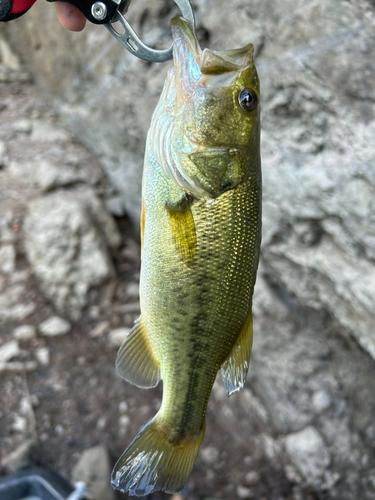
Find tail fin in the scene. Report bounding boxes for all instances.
[111,416,205,495]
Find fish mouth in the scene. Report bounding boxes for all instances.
[200,45,254,75]
[171,17,254,76]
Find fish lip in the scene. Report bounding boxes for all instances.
[171,17,255,79]
[200,44,254,75]
[171,16,202,60]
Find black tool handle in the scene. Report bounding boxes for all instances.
[46,0,120,24]
[0,0,123,24]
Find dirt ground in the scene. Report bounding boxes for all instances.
[0,54,318,500]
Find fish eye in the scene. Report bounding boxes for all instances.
[238,88,257,111]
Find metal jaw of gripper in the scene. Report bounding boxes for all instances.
[104,0,196,62]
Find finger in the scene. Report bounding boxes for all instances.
[55,1,86,31]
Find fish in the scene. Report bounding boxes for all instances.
[111,16,261,496]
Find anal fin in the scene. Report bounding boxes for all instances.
[116,317,161,389]
[221,309,253,397]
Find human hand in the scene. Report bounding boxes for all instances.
[55,1,86,31]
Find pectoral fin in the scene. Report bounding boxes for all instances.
[221,309,253,397]
[166,194,197,266]
[116,317,161,389]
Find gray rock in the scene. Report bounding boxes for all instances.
[19,397,32,416]
[38,316,71,337]
[0,340,20,363]
[11,119,32,133]
[11,414,28,434]
[0,284,36,321]
[7,159,84,192]
[0,361,37,373]
[285,427,330,485]
[72,445,115,500]
[29,121,71,142]
[118,401,128,413]
[260,433,282,463]
[96,416,107,430]
[312,391,332,413]
[13,325,36,341]
[118,415,130,437]
[35,347,50,366]
[236,485,254,499]
[1,303,36,321]
[245,471,260,486]
[108,327,131,347]
[76,188,121,250]
[0,244,16,274]
[89,320,110,338]
[55,424,64,436]
[200,446,219,466]
[23,188,120,315]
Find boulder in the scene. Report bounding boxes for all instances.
[71,445,115,500]
[23,188,121,316]
[285,426,330,485]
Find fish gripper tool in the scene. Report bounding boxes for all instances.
[0,0,196,62]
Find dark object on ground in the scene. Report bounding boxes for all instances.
[0,467,78,500]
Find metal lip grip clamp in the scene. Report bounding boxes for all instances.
[0,0,195,63]
[105,0,195,62]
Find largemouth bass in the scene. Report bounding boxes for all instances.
[112,16,261,496]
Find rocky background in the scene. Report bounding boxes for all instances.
[1,0,375,499]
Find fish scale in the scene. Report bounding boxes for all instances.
[112,16,261,496]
